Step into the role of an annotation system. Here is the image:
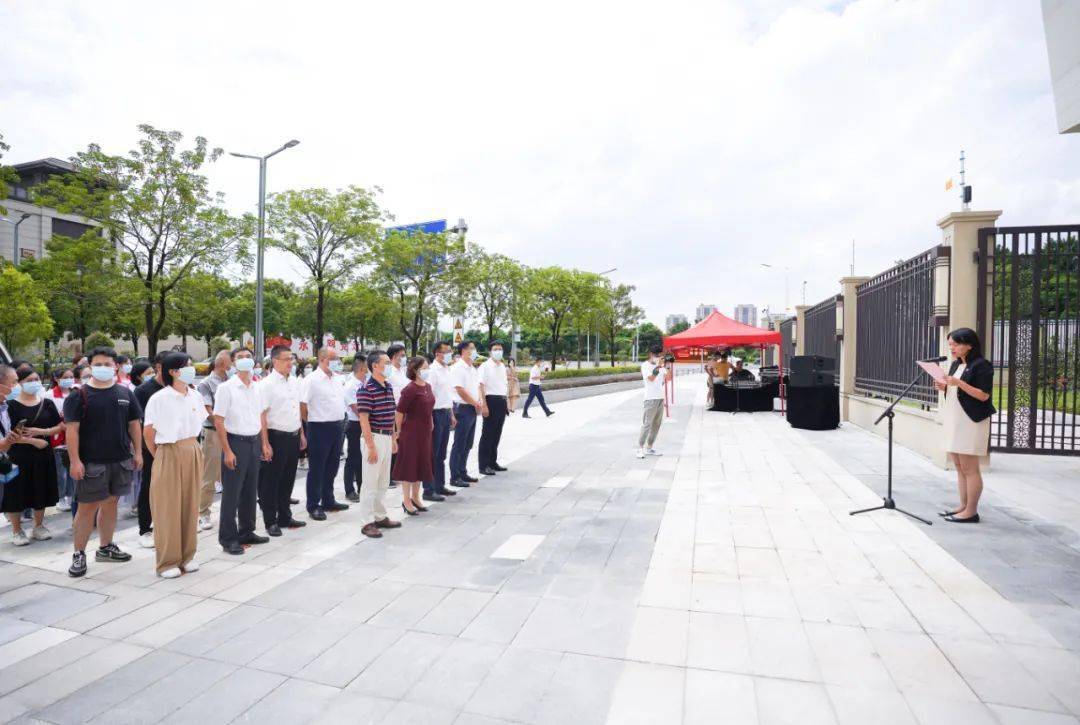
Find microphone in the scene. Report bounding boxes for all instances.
[919,356,947,363]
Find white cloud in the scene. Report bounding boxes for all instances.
[1,0,1075,327]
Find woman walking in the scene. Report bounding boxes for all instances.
[936,328,995,524]
[142,353,206,577]
[3,368,62,545]
[393,357,435,515]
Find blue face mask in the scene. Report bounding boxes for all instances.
[235,358,255,373]
[442,352,453,365]
[178,367,197,385]
[291,364,297,377]
[122,364,133,375]
[328,360,343,373]
[59,378,75,390]
[227,367,237,378]
[91,366,114,382]
[6,385,21,400]
[21,381,42,396]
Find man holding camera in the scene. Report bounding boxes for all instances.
[637,344,668,459]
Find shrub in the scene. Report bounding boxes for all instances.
[209,336,231,358]
[83,331,115,350]
[516,365,640,382]
[194,362,211,376]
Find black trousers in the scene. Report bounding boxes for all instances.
[219,434,259,546]
[137,445,154,535]
[306,420,343,511]
[523,384,551,415]
[259,429,300,527]
[478,395,508,470]
[343,420,363,496]
[424,408,452,494]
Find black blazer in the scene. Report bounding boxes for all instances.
[946,356,995,423]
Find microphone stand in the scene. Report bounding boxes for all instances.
[849,367,933,526]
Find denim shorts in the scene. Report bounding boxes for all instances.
[77,459,135,503]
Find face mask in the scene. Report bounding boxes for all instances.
[91,366,115,382]
[441,352,452,365]
[79,377,92,386]
[227,367,237,378]
[59,379,75,390]
[178,367,197,385]
[491,349,504,361]
[21,381,42,396]
[291,364,297,377]
[328,360,343,373]
[235,358,255,373]
[6,385,21,400]
[255,367,263,374]
[420,369,432,381]
[393,357,404,369]
[122,364,133,374]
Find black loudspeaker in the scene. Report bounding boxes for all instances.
[790,355,835,375]
[789,370,834,388]
[787,385,840,430]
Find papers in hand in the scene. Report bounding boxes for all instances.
[916,360,946,383]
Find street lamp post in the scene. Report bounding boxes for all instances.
[760,263,790,312]
[1,213,32,263]
[229,140,299,357]
[597,267,617,366]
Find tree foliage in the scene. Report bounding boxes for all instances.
[0,132,18,214]
[0,267,53,352]
[598,283,644,365]
[462,247,525,345]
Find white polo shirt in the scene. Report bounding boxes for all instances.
[213,374,263,436]
[428,363,453,409]
[301,366,346,423]
[529,364,544,386]
[387,363,410,405]
[478,359,509,397]
[450,359,481,405]
[641,360,667,401]
[144,385,207,443]
[342,374,366,422]
[260,369,302,433]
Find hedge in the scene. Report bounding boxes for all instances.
[516,364,639,382]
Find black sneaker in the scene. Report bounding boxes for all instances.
[96,543,132,562]
[69,551,87,578]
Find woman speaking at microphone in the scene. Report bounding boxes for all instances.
[935,328,994,524]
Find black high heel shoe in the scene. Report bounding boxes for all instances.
[401,504,419,516]
[411,499,428,512]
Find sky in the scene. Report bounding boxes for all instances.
[1,0,1076,330]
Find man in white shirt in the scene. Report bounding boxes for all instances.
[477,341,510,476]
[213,348,270,554]
[342,357,369,503]
[522,359,554,417]
[448,341,483,487]
[258,345,307,536]
[300,347,347,520]
[195,350,230,531]
[423,341,457,502]
[637,344,668,459]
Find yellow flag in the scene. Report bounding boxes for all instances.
[945,178,954,191]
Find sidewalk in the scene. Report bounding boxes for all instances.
[0,375,1076,724]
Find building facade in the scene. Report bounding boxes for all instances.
[733,304,757,326]
[694,304,716,322]
[1042,0,1080,134]
[665,313,688,331]
[1,158,101,264]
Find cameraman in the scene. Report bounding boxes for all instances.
[637,345,668,459]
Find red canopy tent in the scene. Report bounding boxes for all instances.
[662,310,786,413]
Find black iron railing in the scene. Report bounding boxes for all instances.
[804,296,840,385]
[780,317,795,371]
[855,246,944,406]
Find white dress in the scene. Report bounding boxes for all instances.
[941,364,990,456]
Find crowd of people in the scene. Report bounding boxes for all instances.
[0,339,557,578]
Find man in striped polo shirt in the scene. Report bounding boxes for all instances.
[355,350,402,539]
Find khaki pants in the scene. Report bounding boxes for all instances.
[359,434,392,523]
[150,439,203,574]
[639,399,664,448]
[200,429,221,516]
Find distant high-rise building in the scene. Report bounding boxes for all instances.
[695,304,717,322]
[734,304,757,326]
[665,313,689,331]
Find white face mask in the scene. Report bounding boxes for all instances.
[491,349,504,361]
[235,358,255,372]
[328,360,343,373]
[441,352,452,365]
[178,366,197,385]
[419,368,432,381]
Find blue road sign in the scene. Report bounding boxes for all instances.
[385,219,447,236]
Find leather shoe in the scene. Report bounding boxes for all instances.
[266,524,283,537]
[462,474,479,483]
[450,479,470,488]
[423,492,446,502]
[290,498,299,505]
[436,488,457,496]
[325,502,350,512]
[346,492,360,502]
[223,542,244,555]
[480,468,498,476]
[309,508,327,521]
[240,533,269,545]
[374,517,402,529]
[493,464,508,472]
[283,519,307,529]
[361,523,383,538]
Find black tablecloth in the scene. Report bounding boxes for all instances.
[711,381,779,412]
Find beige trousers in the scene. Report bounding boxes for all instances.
[639,399,664,448]
[199,429,221,515]
[359,434,392,523]
[151,439,203,574]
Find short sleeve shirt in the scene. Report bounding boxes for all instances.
[428,363,453,409]
[641,360,667,401]
[62,383,142,463]
[144,385,207,443]
[450,360,481,405]
[260,370,302,433]
[343,374,366,422]
[356,377,396,432]
[479,360,509,397]
[213,375,263,435]
[301,367,346,422]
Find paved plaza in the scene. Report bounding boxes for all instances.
[0,374,1078,724]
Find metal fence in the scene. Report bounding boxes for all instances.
[780,317,795,371]
[855,246,945,406]
[803,296,840,385]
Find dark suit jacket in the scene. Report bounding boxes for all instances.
[946,356,995,423]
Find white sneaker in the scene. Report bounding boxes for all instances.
[11,531,30,546]
[214,481,223,494]
[159,567,182,579]
[182,560,200,573]
[198,515,213,531]
[139,532,155,549]
[31,525,52,541]
[636,448,646,459]
[57,498,71,512]
[646,448,663,456]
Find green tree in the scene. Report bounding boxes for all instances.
[225,278,296,341]
[373,230,466,355]
[169,272,232,352]
[0,266,53,352]
[462,247,525,346]
[34,124,253,356]
[667,320,690,335]
[599,283,644,366]
[637,321,663,352]
[338,278,398,351]
[519,267,601,365]
[0,132,18,214]
[83,331,115,350]
[266,186,383,347]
